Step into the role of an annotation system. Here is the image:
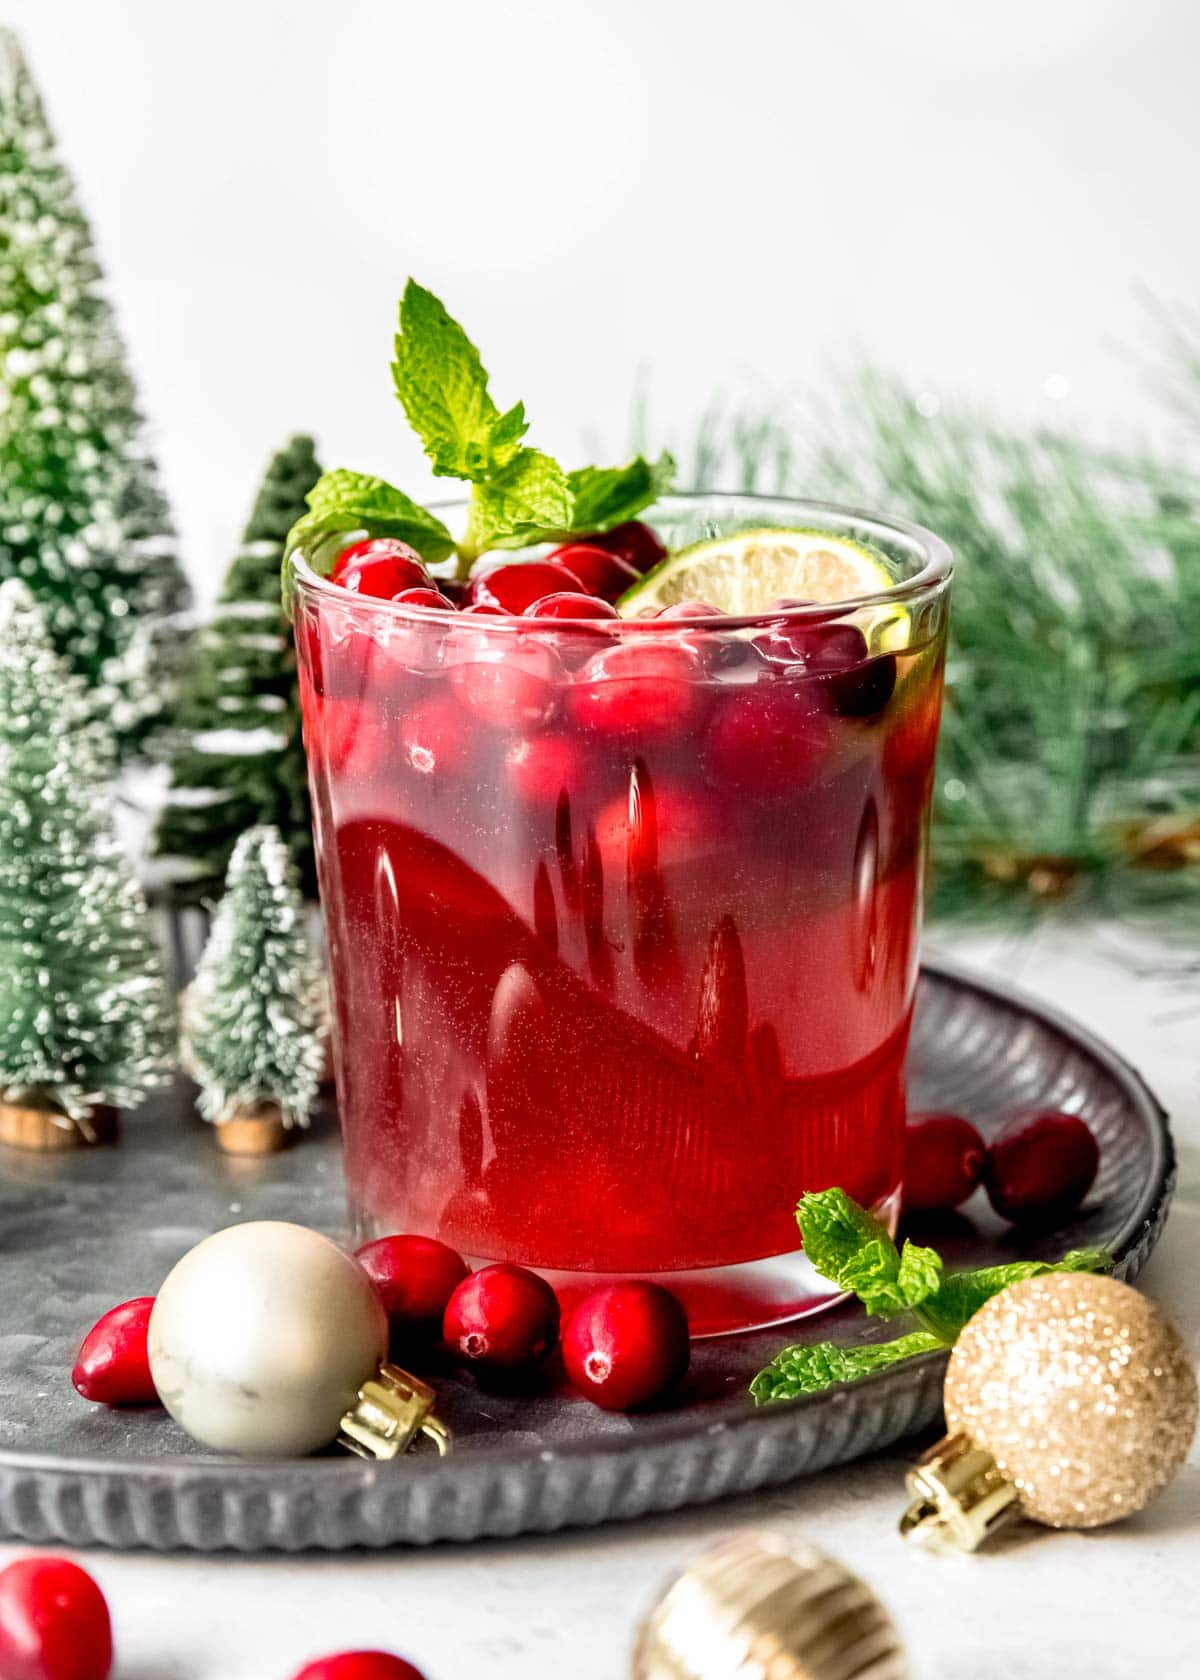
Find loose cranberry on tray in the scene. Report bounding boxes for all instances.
[984,1110,1100,1227]
[903,1113,987,1213]
[562,1281,690,1411]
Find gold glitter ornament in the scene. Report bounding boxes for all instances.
[632,1531,907,1680]
[901,1273,1197,1550]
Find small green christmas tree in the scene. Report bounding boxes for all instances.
[185,825,327,1146]
[154,435,321,899]
[0,30,189,740]
[0,580,174,1143]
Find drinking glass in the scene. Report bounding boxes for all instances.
[291,494,951,1333]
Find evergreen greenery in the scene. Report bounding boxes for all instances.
[679,362,1200,916]
[185,825,327,1128]
[0,580,174,1120]
[0,30,189,746]
[154,435,321,899]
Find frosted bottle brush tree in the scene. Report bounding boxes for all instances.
[0,580,174,1149]
[0,29,189,751]
[184,825,327,1156]
[155,435,321,899]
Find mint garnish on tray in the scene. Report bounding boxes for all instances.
[286,279,674,591]
[750,1188,1110,1404]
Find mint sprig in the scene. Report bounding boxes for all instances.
[751,1188,1111,1405]
[285,280,676,595]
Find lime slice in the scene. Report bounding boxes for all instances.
[617,527,909,648]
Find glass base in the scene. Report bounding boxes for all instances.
[354,1185,901,1340]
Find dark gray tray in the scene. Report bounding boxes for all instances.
[0,961,1173,1552]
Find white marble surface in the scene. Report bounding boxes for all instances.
[3,920,1197,1678]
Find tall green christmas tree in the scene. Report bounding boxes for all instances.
[0,580,174,1141]
[154,434,321,900]
[185,825,327,1143]
[0,30,190,741]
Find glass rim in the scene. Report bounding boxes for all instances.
[291,489,953,634]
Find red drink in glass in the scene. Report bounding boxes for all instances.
[293,495,951,1333]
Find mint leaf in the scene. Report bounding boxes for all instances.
[287,470,456,566]
[796,1189,896,1288]
[916,1247,1111,1343]
[566,452,675,533]
[464,449,572,556]
[392,280,527,480]
[750,1330,943,1404]
[896,1240,943,1308]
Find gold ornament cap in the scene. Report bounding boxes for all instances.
[338,1364,451,1461]
[632,1530,907,1680]
[901,1272,1197,1549]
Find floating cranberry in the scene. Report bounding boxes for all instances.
[984,1111,1100,1227]
[505,732,591,805]
[72,1297,157,1406]
[903,1113,987,1213]
[758,621,896,717]
[461,602,506,616]
[545,542,638,602]
[392,587,455,610]
[447,631,562,732]
[0,1557,113,1680]
[291,1654,426,1680]
[356,1235,469,1337]
[525,592,619,621]
[705,685,830,793]
[468,560,583,615]
[587,520,667,574]
[595,778,724,877]
[657,599,721,620]
[443,1263,560,1372]
[569,639,704,739]
[399,692,475,777]
[331,538,429,600]
[562,1281,690,1411]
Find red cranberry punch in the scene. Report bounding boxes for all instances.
[287,285,951,1334]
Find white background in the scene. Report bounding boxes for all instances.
[6,0,1199,605]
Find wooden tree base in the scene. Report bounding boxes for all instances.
[0,1101,118,1152]
[215,1102,289,1156]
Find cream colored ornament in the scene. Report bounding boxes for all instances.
[148,1221,388,1456]
[901,1272,1197,1549]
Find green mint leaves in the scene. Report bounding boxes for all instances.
[751,1188,1111,1405]
[392,279,529,481]
[750,1330,944,1404]
[284,279,676,592]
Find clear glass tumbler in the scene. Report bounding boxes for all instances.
[292,494,951,1334]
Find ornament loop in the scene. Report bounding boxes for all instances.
[338,1363,452,1462]
[899,1433,1019,1553]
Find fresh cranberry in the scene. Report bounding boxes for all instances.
[467,560,583,615]
[569,640,704,739]
[392,587,455,610]
[443,1263,560,1372]
[524,592,619,621]
[291,1655,426,1680]
[0,1557,113,1680]
[505,732,591,805]
[356,1235,469,1336]
[461,602,507,616]
[658,599,721,619]
[562,1281,689,1411]
[984,1111,1100,1227]
[705,684,830,793]
[399,692,475,777]
[545,542,638,602]
[71,1297,157,1406]
[447,633,561,732]
[903,1114,987,1213]
[587,520,667,574]
[331,538,429,600]
[758,621,895,717]
[595,778,725,877]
